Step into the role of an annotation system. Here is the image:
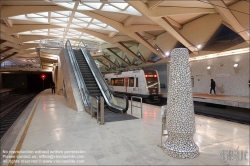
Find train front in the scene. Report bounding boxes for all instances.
[144,70,160,103]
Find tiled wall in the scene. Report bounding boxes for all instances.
[190,53,249,97]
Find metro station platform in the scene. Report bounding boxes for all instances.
[160,92,250,109]
[0,88,14,97]
[0,88,14,93]
[1,89,249,165]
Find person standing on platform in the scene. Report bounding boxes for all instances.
[51,81,55,94]
[210,79,216,95]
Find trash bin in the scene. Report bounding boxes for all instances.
[161,105,167,131]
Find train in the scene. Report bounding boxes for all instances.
[104,69,161,103]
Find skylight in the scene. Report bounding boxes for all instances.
[83,3,103,9]
[55,2,75,9]
[77,17,92,22]
[36,12,48,17]
[50,33,64,36]
[51,12,67,18]
[23,40,40,43]
[66,35,79,38]
[77,4,95,10]
[68,29,80,32]
[55,11,72,16]
[92,19,102,23]
[88,24,105,29]
[56,18,69,22]
[110,3,129,10]
[50,19,65,23]
[32,30,48,33]
[27,14,43,18]
[69,24,82,28]
[95,23,107,28]
[67,30,82,35]
[51,28,65,32]
[74,23,88,27]
[74,12,88,18]
[72,18,84,23]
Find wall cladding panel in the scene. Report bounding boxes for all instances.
[190,53,249,96]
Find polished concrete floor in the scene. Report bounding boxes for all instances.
[2,89,249,165]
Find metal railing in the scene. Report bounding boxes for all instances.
[159,106,168,148]
[40,38,64,49]
[78,40,128,113]
[0,64,41,69]
[131,96,143,118]
[90,95,105,125]
[159,120,168,147]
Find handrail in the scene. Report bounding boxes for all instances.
[65,40,90,111]
[89,95,105,125]
[78,40,128,113]
[131,96,143,118]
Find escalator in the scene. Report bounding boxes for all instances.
[73,50,111,113]
[66,40,129,115]
[73,50,102,98]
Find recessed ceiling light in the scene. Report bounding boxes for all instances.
[207,66,211,70]
[165,52,170,56]
[234,63,238,68]
[197,44,202,49]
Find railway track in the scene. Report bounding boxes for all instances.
[147,97,249,125]
[0,93,37,139]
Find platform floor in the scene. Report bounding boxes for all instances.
[193,93,249,103]
[160,92,249,108]
[0,88,14,93]
[160,92,249,103]
[1,89,249,165]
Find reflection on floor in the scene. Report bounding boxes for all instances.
[2,89,249,165]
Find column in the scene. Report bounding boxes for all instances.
[163,48,199,158]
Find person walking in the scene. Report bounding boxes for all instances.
[51,81,55,94]
[210,79,216,95]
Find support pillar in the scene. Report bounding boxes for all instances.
[163,48,199,158]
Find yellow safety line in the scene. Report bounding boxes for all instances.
[196,114,249,130]
[8,94,42,166]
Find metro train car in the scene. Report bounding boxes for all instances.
[105,69,161,103]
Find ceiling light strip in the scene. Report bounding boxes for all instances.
[189,47,250,61]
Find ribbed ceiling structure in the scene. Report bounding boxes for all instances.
[0,0,249,72]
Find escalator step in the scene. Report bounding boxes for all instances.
[83,78,95,81]
[87,87,100,90]
[85,84,98,87]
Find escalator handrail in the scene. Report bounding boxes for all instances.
[79,40,128,113]
[113,93,129,111]
[65,40,90,109]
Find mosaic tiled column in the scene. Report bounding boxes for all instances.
[163,48,199,158]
